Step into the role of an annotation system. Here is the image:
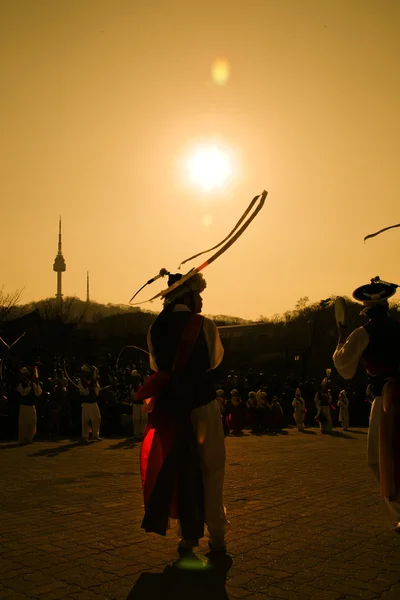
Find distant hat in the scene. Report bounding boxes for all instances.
[353,280,397,305]
[295,388,301,395]
[21,367,33,377]
[248,391,257,398]
[216,389,225,397]
[260,392,267,399]
[131,370,141,379]
[339,389,347,397]
[230,389,239,396]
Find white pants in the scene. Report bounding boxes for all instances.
[133,404,148,438]
[81,402,101,439]
[367,395,400,523]
[179,399,227,547]
[319,406,332,433]
[340,408,349,429]
[294,410,305,430]
[19,405,36,444]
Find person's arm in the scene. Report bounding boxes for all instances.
[33,383,42,397]
[333,327,369,380]
[202,318,224,370]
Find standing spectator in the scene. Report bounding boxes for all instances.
[292,388,306,431]
[17,366,42,445]
[246,392,258,434]
[131,369,147,440]
[314,378,333,434]
[256,391,269,433]
[337,389,350,431]
[229,389,244,435]
[78,364,102,442]
[271,396,285,432]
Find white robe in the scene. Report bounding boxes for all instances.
[292,397,305,429]
[18,382,42,444]
[314,392,332,433]
[79,380,101,439]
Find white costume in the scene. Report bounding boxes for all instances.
[292,389,305,431]
[18,376,42,444]
[314,380,332,433]
[79,376,101,440]
[131,370,148,439]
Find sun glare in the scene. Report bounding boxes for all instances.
[211,57,231,86]
[186,145,232,192]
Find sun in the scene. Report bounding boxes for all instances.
[186,145,232,192]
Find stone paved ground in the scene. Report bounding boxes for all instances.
[1,428,400,600]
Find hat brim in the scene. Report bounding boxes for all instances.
[352,282,397,304]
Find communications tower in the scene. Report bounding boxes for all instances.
[53,217,66,301]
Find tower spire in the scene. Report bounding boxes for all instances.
[86,271,90,303]
[53,216,66,301]
[58,216,62,253]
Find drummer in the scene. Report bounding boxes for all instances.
[333,278,400,532]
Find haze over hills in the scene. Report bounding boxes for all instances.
[9,296,250,327]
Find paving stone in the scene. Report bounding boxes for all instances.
[1,431,400,600]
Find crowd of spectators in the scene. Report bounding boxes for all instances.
[0,356,371,442]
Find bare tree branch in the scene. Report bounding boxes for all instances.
[0,287,24,322]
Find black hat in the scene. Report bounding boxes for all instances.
[352,279,397,305]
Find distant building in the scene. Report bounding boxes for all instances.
[218,323,285,368]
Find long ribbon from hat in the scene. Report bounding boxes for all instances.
[116,345,150,370]
[129,190,267,305]
[364,223,400,242]
[178,192,265,268]
[130,268,170,303]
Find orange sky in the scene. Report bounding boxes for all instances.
[1,0,399,320]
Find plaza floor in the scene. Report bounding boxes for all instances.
[1,428,400,600]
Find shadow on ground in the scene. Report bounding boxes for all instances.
[0,442,21,450]
[106,438,138,450]
[28,441,84,457]
[328,430,356,440]
[127,554,232,600]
